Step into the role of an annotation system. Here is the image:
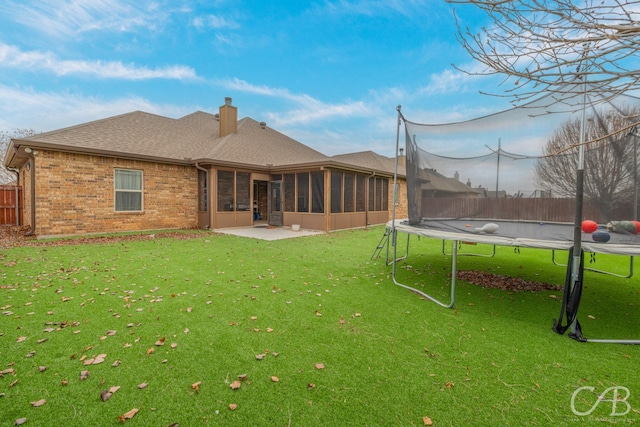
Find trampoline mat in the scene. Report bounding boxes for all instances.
[394,218,640,256]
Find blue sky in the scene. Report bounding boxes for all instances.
[0,0,502,157]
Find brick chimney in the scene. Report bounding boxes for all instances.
[219,97,237,138]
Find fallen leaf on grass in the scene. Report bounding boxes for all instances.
[423,416,433,425]
[255,353,265,360]
[138,382,147,389]
[230,380,241,390]
[38,366,47,372]
[15,418,27,425]
[315,363,325,370]
[117,408,138,423]
[16,336,26,343]
[100,390,113,402]
[155,337,166,346]
[229,403,237,410]
[271,376,279,382]
[112,360,121,367]
[308,383,315,389]
[80,370,90,380]
[30,399,46,407]
[146,347,155,356]
[110,386,120,393]
[191,381,201,393]
[237,374,248,381]
[9,379,18,388]
[170,343,178,349]
[0,368,16,377]
[84,354,107,365]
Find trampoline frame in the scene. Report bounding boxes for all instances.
[387,104,640,344]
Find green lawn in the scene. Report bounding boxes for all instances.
[1,227,639,426]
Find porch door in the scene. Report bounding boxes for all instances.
[268,180,283,226]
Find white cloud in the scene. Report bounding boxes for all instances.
[0,0,165,38]
[0,84,190,132]
[0,43,198,81]
[319,0,441,18]
[215,78,378,126]
[193,14,239,30]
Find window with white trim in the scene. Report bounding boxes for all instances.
[114,169,143,212]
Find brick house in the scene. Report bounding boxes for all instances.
[3,98,406,237]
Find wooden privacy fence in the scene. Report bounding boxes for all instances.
[0,185,23,226]
[422,197,639,224]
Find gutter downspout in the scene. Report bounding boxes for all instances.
[194,163,210,229]
[366,171,375,227]
[24,150,36,236]
[8,167,20,225]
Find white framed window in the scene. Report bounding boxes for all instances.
[114,168,143,212]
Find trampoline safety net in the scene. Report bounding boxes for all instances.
[402,87,640,236]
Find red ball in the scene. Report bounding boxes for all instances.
[581,220,598,233]
[633,220,640,234]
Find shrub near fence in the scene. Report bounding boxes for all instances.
[422,197,639,223]
[0,185,22,226]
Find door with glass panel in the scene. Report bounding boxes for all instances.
[268,180,283,226]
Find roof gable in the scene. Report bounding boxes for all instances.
[200,118,330,167]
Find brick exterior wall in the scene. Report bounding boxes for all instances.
[390,178,408,220]
[32,150,198,237]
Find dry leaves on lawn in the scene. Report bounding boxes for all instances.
[30,399,46,407]
[117,408,138,423]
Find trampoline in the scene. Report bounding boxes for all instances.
[392,218,640,255]
[382,86,640,344]
[385,218,639,343]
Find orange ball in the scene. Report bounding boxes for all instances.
[581,220,598,233]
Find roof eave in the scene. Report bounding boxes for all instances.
[9,140,193,166]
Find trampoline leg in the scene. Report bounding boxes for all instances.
[391,238,456,309]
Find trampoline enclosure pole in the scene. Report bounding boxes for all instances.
[569,75,588,336]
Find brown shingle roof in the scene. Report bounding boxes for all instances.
[10,111,218,162]
[5,110,397,176]
[421,169,482,195]
[332,151,405,177]
[199,118,329,167]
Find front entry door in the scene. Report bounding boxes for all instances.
[268,181,283,226]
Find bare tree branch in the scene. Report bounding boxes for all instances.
[447,0,640,104]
